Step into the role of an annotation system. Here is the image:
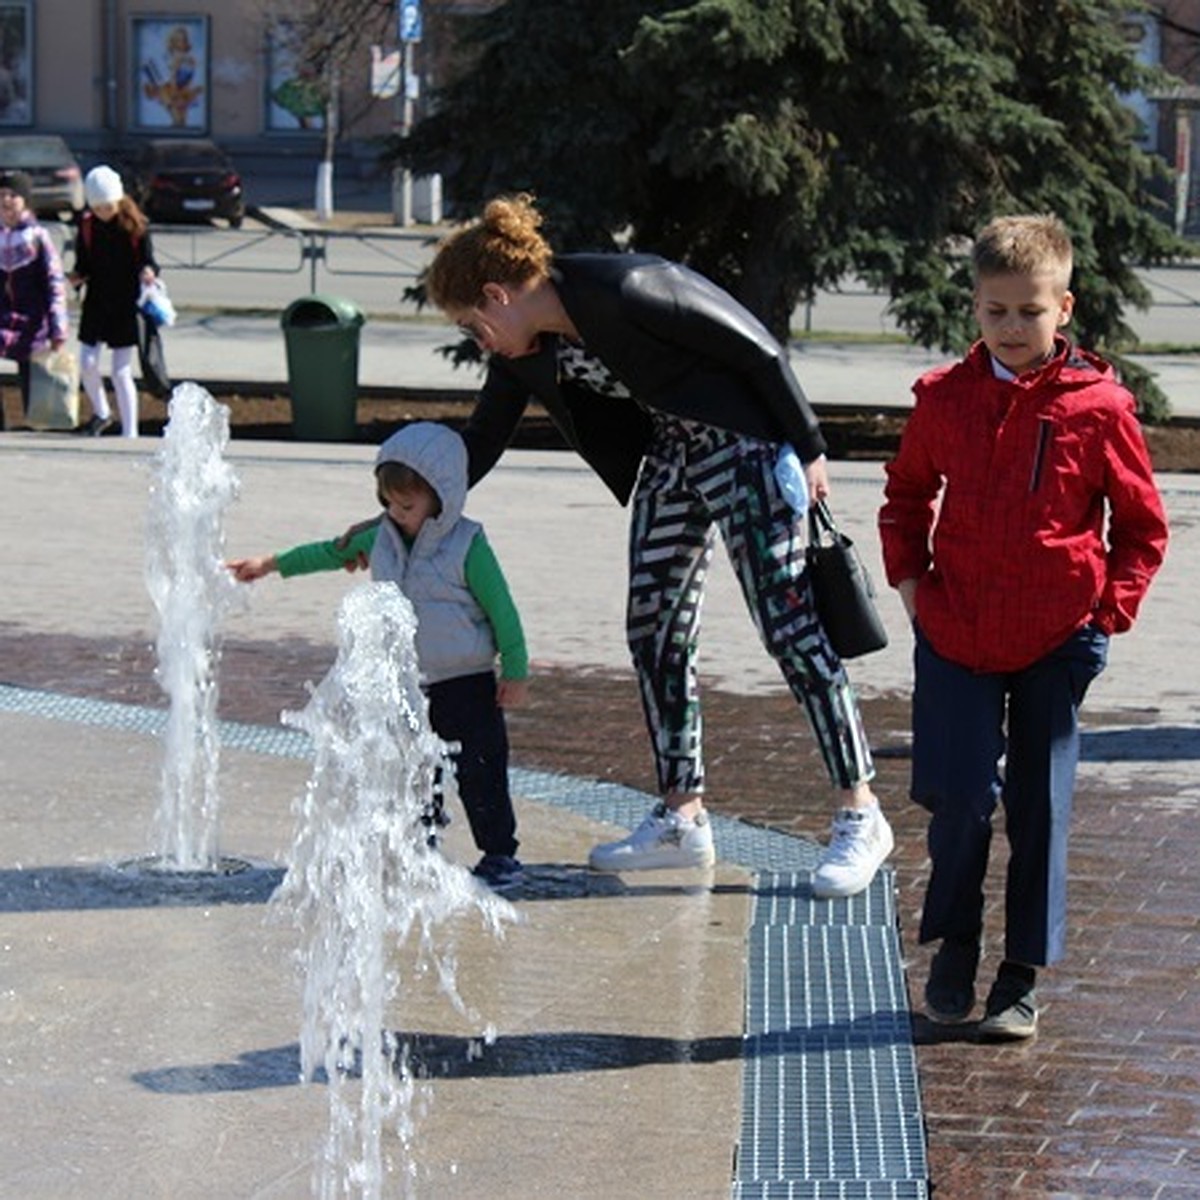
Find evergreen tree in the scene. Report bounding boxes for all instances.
[393,0,1186,416]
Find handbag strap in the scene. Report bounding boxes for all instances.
[807,498,839,547]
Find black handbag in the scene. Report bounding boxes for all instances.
[137,311,172,399]
[806,500,889,659]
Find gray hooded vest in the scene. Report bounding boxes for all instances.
[369,422,496,685]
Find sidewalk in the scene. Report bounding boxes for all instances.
[0,437,926,1199]
[2,432,1198,1196]
[15,309,1197,418]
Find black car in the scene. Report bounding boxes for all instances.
[126,138,245,228]
[0,134,84,218]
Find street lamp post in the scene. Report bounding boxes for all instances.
[391,0,422,227]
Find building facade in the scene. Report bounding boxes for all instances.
[4,1,1198,225]
[1,0,497,172]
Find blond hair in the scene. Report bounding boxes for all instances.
[425,192,553,310]
[972,214,1073,291]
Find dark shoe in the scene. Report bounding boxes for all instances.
[978,963,1038,1040]
[78,414,114,437]
[471,854,523,889]
[924,935,981,1023]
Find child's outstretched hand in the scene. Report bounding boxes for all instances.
[227,555,277,582]
[497,678,529,709]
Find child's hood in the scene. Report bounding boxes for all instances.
[375,421,468,530]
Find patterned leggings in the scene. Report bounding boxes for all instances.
[627,415,875,796]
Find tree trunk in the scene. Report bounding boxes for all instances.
[737,197,807,346]
[314,161,334,222]
[315,65,339,222]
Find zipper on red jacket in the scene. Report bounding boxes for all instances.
[1028,416,1053,491]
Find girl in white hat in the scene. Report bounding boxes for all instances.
[70,165,158,436]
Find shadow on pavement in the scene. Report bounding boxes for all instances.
[133,1008,916,1095]
[1081,724,1200,761]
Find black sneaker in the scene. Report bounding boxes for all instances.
[978,963,1038,1040]
[78,414,114,437]
[924,935,981,1023]
[471,854,523,889]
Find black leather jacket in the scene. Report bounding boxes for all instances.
[461,252,827,504]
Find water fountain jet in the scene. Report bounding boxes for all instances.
[275,582,516,1198]
[142,382,243,873]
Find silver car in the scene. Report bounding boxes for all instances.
[0,134,85,218]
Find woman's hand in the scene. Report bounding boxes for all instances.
[335,515,382,553]
[804,454,830,503]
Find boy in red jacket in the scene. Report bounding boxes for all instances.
[878,215,1168,1039]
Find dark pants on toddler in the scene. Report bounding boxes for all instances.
[426,670,519,860]
[912,623,1108,966]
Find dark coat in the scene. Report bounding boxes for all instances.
[461,253,827,503]
[73,211,157,349]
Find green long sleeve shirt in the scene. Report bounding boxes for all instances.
[275,524,529,680]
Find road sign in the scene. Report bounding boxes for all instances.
[400,0,422,43]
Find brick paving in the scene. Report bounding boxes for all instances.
[3,623,1198,1197]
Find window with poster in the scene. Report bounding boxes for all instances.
[265,23,326,133]
[0,0,31,127]
[131,15,209,132]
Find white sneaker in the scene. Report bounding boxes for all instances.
[812,806,894,898]
[588,802,716,872]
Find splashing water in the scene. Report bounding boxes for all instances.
[275,582,516,1199]
[144,383,243,871]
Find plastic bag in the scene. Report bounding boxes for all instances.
[27,346,81,430]
[138,277,176,328]
[773,443,809,518]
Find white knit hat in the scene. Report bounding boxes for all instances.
[84,165,124,207]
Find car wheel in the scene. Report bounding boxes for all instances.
[229,214,243,230]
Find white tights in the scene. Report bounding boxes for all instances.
[80,343,138,437]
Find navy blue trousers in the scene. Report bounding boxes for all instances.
[912,623,1108,966]
[427,671,518,860]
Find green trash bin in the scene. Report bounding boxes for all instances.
[280,294,365,442]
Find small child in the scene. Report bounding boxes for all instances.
[879,214,1168,1039]
[229,422,529,889]
[70,165,159,437]
[0,169,68,426]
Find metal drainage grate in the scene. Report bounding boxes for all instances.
[733,871,928,1199]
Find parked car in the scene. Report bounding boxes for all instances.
[125,138,245,228]
[0,134,84,218]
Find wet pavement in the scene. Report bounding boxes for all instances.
[1,428,1198,1196]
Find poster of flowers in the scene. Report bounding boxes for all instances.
[132,16,208,131]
